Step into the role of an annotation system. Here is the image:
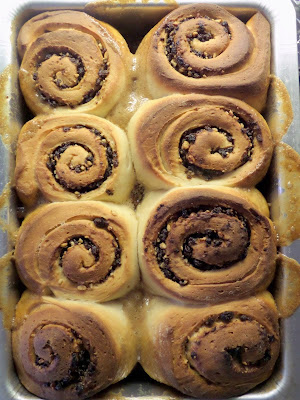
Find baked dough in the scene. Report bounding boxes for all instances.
[15,201,139,302]
[140,292,280,398]
[12,291,137,400]
[15,113,134,206]
[128,94,273,190]
[138,186,276,304]
[136,4,270,111]
[18,10,131,116]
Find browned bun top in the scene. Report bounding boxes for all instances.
[15,113,134,206]
[129,94,273,189]
[139,187,276,303]
[18,10,131,116]
[11,5,281,400]
[137,4,270,111]
[12,294,120,400]
[15,201,138,302]
[140,292,280,398]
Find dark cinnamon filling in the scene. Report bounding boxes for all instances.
[93,217,109,229]
[185,313,275,385]
[163,15,231,78]
[187,22,214,43]
[35,51,85,84]
[187,22,214,59]
[225,346,271,368]
[48,141,94,175]
[153,206,250,283]
[40,328,95,393]
[59,237,100,265]
[34,48,109,107]
[35,340,54,368]
[130,183,145,209]
[46,125,118,193]
[58,217,122,285]
[178,113,260,180]
[199,312,254,329]
[82,59,109,105]
[153,225,188,287]
[219,311,234,323]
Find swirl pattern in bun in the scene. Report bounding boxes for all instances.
[18,10,131,116]
[129,94,273,190]
[136,4,270,111]
[12,292,137,400]
[15,201,139,302]
[140,292,280,398]
[15,114,134,206]
[138,187,276,304]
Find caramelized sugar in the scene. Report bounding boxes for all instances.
[271,143,300,247]
[264,75,294,144]
[274,253,300,318]
[0,65,22,147]
[0,251,19,330]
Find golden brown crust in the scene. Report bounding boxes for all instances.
[128,94,273,190]
[14,114,134,206]
[15,201,139,302]
[136,5,270,111]
[11,6,283,399]
[138,187,276,304]
[140,292,280,398]
[12,292,137,400]
[18,10,131,116]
